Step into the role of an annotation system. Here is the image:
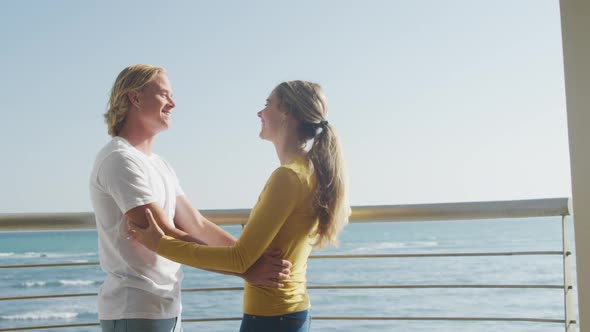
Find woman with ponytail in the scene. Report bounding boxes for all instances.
[129,80,350,332]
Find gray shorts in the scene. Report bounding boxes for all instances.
[100,317,182,332]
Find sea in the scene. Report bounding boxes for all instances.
[0,217,578,332]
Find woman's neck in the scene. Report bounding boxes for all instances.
[272,116,305,165]
[274,137,305,165]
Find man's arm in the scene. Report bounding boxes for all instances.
[126,202,207,245]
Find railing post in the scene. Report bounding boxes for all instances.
[563,215,577,332]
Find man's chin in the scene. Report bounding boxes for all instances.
[160,121,171,130]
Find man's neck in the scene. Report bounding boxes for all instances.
[118,127,156,155]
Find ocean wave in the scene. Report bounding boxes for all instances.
[0,311,78,320]
[1,252,97,259]
[20,281,48,287]
[59,280,97,286]
[19,279,99,288]
[353,241,439,252]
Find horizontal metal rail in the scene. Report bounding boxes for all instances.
[0,262,98,269]
[1,292,97,301]
[0,197,571,231]
[0,251,566,269]
[0,316,572,331]
[0,284,565,302]
[183,284,566,292]
[0,323,98,332]
[309,316,568,323]
[309,251,565,259]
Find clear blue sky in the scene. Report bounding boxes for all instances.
[0,0,570,213]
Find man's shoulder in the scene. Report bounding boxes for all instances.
[93,139,142,170]
[97,137,131,154]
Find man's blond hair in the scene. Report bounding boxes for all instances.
[104,64,164,136]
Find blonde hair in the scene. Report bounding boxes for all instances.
[274,80,349,248]
[104,64,165,136]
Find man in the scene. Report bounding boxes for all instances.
[89,64,291,332]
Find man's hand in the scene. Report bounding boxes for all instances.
[243,251,292,288]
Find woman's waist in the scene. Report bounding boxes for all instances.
[244,277,307,301]
[243,284,310,316]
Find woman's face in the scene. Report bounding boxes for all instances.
[257,90,285,142]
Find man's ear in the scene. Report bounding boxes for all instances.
[128,90,141,109]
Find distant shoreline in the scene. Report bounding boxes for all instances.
[0,213,96,231]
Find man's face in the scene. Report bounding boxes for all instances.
[136,72,176,133]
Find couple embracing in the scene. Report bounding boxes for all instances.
[89,64,349,332]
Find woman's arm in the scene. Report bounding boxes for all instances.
[130,167,302,274]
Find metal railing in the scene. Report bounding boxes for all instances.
[0,198,577,331]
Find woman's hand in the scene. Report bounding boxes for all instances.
[127,208,165,252]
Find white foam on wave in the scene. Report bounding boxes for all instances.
[0,252,14,257]
[0,311,78,320]
[19,279,98,288]
[59,280,97,286]
[21,281,48,287]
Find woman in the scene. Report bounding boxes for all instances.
[129,80,350,332]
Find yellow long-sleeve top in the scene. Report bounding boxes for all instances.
[157,155,318,316]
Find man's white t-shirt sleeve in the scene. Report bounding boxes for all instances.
[98,152,156,213]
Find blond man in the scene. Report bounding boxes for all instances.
[89,65,291,332]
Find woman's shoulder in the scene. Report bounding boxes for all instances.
[271,164,300,183]
[282,156,311,176]
[274,157,314,189]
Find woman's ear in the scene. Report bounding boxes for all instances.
[281,111,290,128]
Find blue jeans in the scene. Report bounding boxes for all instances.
[100,317,182,332]
[239,310,311,332]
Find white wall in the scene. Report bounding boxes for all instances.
[560,0,590,330]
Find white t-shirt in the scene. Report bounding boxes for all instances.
[89,137,184,320]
